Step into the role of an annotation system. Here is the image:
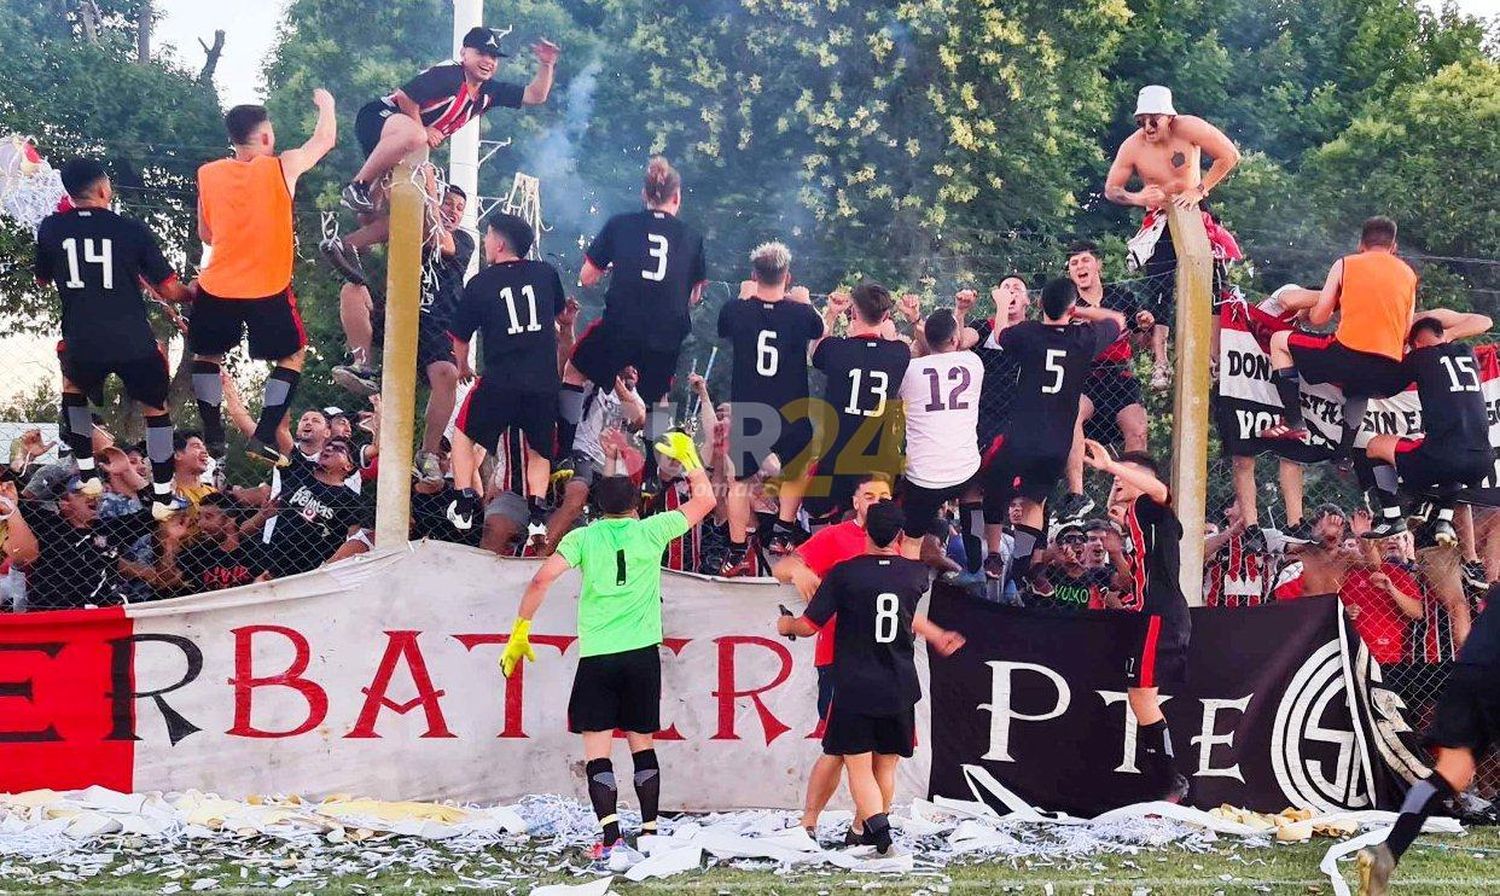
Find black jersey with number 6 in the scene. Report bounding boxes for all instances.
[1406,343,1490,451]
[804,554,928,716]
[999,319,1122,450]
[449,258,567,389]
[813,336,912,455]
[718,298,825,412]
[35,207,178,363]
[586,209,707,351]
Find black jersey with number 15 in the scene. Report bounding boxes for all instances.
[804,554,928,716]
[1405,342,1490,451]
[586,209,707,350]
[999,319,1121,449]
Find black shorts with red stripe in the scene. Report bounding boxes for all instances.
[1286,333,1409,400]
[1394,439,1493,492]
[456,378,558,461]
[982,435,1067,517]
[569,319,680,405]
[1125,612,1189,690]
[188,286,307,361]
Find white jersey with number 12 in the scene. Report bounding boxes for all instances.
[899,351,985,488]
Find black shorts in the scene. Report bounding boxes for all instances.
[372,305,458,373]
[568,645,662,734]
[1394,440,1492,492]
[1125,613,1189,690]
[456,379,558,461]
[733,412,815,482]
[822,704,915,757]
[900,475,974,539]
[816,665,835,721]
[1425,664,1500,756]
[1083,367,1144,423]
[59,345,170,409]
[570,320,680,405]
[1287,334,1409,400]
[188,287,307,361]
[1141,217,1230,313]
[355,100,394,158]
[982,436,1067,513]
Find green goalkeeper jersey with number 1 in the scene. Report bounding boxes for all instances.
[555,511,691,657]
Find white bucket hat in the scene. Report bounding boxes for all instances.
[1134,85,1177,118]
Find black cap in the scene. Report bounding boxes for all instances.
[462,26,509,58]
[482,211,535,258]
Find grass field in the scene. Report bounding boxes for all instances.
[6,827,1499,896]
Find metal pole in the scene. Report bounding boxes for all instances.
[1166,204,1214,607]
[374,151,429,549]
[450,0,484,277]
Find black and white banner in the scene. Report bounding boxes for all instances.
[925,588,1430,817]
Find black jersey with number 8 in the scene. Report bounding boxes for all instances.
[586,209,707,351]
[804,554,928,716]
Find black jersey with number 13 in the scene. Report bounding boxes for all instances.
[804,554,928,716]
[718,298,825,410]
[813,336,912,454]
[999,319,1122,449]
[586,210,707,350]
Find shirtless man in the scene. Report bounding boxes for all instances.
[1289,504,1368,596]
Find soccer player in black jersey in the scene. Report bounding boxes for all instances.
[444,212,570,530]
[336,26,555,217]
[778,501,965,854]
[983,278,1125,588]
[1362,311,1494,545]
[34,159,194,517]
[1082,443,1192,804]
[560,157,708,485]
[1357,583,1500,894]
[808,282,911,522]
[717,242,825,571]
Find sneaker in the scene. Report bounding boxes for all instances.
[767,521,803,556]
[1463,559,1489,590]
[861,822,893,855]
[587,838,624,864]
[246,439,290,468]
[842,826,864,848]
[340,181,375,214]
[332,363,381,398]
[1356,842,1394,896]
[550,452,580,486]
[319,236,366,286]
[446,488,481,531]
[526,508,549,551]
[1242,524,1267,554]
[77,476,104,498]
[640,473,661,505]
[1432,519,1459,548]
[414,450,443,485]
[1258,419,1309,443]
[1055,492,1094,522]
[1161,772,1191,805]
[1280,519,1313,545]
[1361,516,1409,540]
[150,495,185,522]
[718,546,758,578]
[1028,567,1055,599]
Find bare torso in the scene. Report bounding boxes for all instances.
[1295,543,1362,595]
[1118,128,1203,196]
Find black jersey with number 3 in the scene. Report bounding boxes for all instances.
[1406,343,1490,451]
[449,258,567,389]
[586,209,707,350]
[999,319,1122,450]
[804,554,927,716]
[34,207,177,363]
[813,336,912,454]
[718,298,825,411]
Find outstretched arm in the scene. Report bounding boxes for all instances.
[1178,115,1241,197]
[1309,259,1344,327]
[522,41,560,105]
[517,552,570,621]
[1082,438,1170,505]
[1416,308,1493,341]
[913,615,966,656]
[281,89,337,191]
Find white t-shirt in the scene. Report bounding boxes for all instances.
[573,385,636,466]
[899,350,984,488]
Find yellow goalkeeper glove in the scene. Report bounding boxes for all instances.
[654,430,703,472]
[499,618,537,678]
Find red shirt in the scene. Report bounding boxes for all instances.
[1340,562,1420,665]
[794,520,868,667]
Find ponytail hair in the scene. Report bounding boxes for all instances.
[644,156,681,207]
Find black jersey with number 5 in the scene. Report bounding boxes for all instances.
[1406,343,1490,451]
[449,258,567,389]
[586,209,707,350]
[804,554,928,716]
[999,319,1122,451]
[35,207,178,363]
[813,336,912,455]
[717,298,825,412]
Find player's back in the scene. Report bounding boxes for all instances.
[815,336,911,452]
[1409,343,1490,450]
[197,155,294,299]
[451,258,567,391]
[1003,320,1116,448]
[822,554,927,713]
[719,297,824,409]
[1336,251,1416,361]
[35,207,166,360]
[900,350,983,487]
[589,209,705,347]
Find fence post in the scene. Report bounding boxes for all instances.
[1166,204,1213,607]
[374,152,428,549]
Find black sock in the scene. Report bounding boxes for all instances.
[862,812,892,851]
[585,758,621,844]
[145,413,175,501]
[1140,719,1175,778]
[61,393,95,478]
[254,366,301,445]
[1387,774,1455,862]
[1008,524,1042,589]
[558,383,586,458]
[632,749,661,834]
[192,360,225,449]
[1273,367,1303,428]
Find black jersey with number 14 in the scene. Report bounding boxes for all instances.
[999,319,1121,450]
[804,554,928,716]
[586,209,707,350]
[718,298,825,411]
[1405,342,1490,451]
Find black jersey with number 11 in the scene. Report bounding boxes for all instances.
[449,259,567,389]
[586,209,707,350]
[999,319,1121,449]
[804,554,928,716]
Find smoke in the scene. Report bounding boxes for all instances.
[521,59,607,265]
